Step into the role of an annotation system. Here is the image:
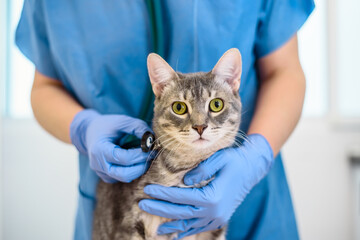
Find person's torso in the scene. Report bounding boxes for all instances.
[37,2,301,239]
[43,0,263,131]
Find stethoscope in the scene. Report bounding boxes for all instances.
[118,0,162,152]
[140,0,164,152]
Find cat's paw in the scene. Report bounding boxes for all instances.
[192,176,215,188]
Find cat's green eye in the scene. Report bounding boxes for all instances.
[172,102,187,115]
[209,98,224,112]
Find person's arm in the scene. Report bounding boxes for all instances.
[31,70,152,183]
[31,70,83,143]
[248,35,305,155]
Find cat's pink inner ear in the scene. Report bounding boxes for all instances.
[147,53,176,97]
[212,48,242,92]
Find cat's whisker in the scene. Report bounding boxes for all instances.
[145,135,179,169]
[157,139,176,153]
[219,135,244,148]
[143,142,170,174]
[164,142,184,163]
[161,136,180,150]
[153,133,171,144]
[156,135,177,148]
[207,131,244,148]
[220,135,267,158]
[143,139,176,173]
[168,143,182,160]
[213,128,250,144]
[240,108,250,116]
[170,140,184,155]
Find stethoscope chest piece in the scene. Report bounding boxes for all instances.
[141,131,155,152]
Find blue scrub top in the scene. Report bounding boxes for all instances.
[16,1,314,239]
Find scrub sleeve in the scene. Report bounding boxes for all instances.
[255,0,314,58]
[15,0,58,79]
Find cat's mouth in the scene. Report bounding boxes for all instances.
[192,137,209,144]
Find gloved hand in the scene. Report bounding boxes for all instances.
[139,134,274,239]
[70,109,152,183]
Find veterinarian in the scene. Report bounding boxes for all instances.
[16,0,314,239]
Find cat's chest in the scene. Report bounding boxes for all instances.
[141,166,187,187]
[139,153,201,187]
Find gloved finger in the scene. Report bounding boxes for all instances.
[175,219,221,240]
[97,172,117,183]
[115,115,153,139]
[157,218,209,235]
[157,219,198,235]
[105,161,150,183]
[175,226,206,240]
[104,142,151,165]
[138,199,203,219]
[184,150,228,185]
[144,184,208,205]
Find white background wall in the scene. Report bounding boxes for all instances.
[282,119,360,240]
[2,119,78,240]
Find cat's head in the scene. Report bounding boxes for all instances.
[148,49,242,158]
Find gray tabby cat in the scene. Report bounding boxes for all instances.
[92,48,242,240]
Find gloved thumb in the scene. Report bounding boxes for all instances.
[114,115,152,139]
[184,150,226,186]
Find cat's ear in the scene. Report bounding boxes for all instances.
[147,53,177,97]
[212,48,242,92]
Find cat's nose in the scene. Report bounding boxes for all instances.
[192,124,208,136]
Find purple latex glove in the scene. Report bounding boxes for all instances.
[70,109,152,183]
[139,134,274,239]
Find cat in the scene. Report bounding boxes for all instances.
[92,48,242,240]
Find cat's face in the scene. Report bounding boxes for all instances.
[148,49,242,157]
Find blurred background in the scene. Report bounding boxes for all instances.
[0,0,360,239]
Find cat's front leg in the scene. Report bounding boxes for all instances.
[140,211,177,240]
[185,229,225,240]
